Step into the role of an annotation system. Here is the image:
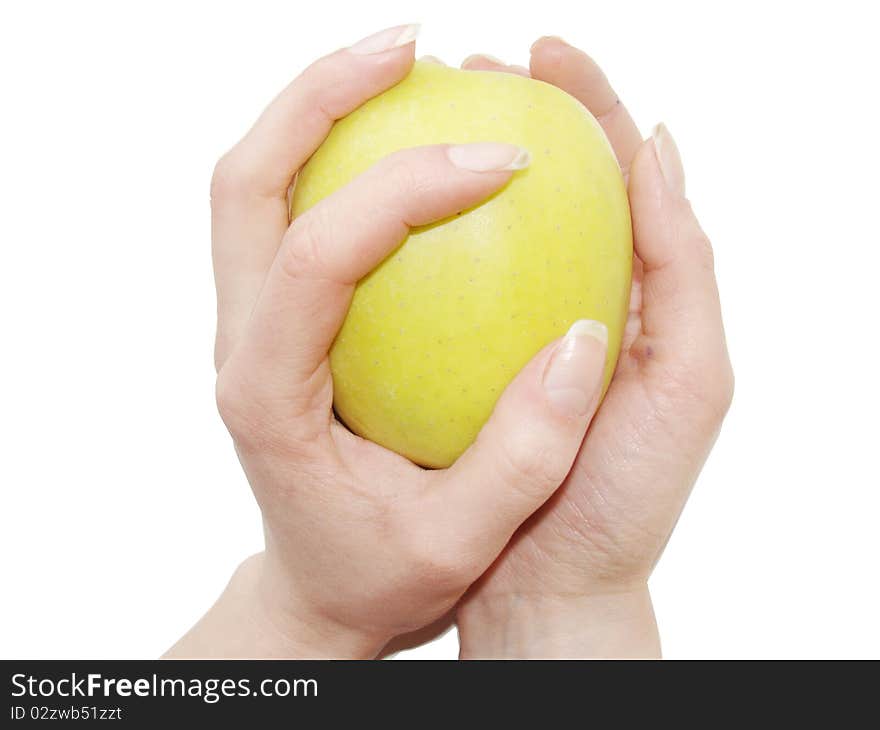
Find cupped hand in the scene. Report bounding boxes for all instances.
[454,39,734,658]
[167,27,611,658]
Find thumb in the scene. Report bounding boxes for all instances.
[429,319,608,560]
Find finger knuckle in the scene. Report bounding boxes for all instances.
[419,550,470,589]
[215,364,258,442]
[691,230,716,272]
[281,212,328,280]
[216,358,331,460]
[215,368,303,456]
[678,207,715,272]
[663,355,735,426]
[713,361,736,417]
[404,527,474,590]
[210,152,249,204]
[494,429,570,501]
[379,150,425,195]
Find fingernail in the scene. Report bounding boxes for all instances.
[652,123,686,196]
[349,24,420,55]
[463,53,506,67]
[531,35,570,52]
[447,143,531,172]
[542,320,608,418]
[462,55,530,77]
[419,55,446,65]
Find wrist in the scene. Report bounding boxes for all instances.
[164,553,386,659]
[457,585,661,659]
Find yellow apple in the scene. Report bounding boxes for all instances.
[291,61,632,468]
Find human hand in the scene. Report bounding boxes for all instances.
[166,27,611,658]
[454,38,734,658]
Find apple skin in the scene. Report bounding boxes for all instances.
[291,62,632,468]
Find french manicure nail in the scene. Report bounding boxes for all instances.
[447,142,531,172]
[349,24,420,55]
[652,123,686,196]
[542,320,608,418]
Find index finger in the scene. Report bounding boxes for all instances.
[211,24,419,368]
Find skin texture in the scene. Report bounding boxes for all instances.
[166,26,610,658]
[292,63,632,468]
[166,29,733,659]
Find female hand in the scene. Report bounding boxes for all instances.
[454,38,735,658]
[166,26,610,658]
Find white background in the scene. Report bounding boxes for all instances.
[2,0,878,659]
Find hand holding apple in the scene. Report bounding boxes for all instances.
[167,26,611,658]
[453,39,735,658]
[292,61,632,467]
